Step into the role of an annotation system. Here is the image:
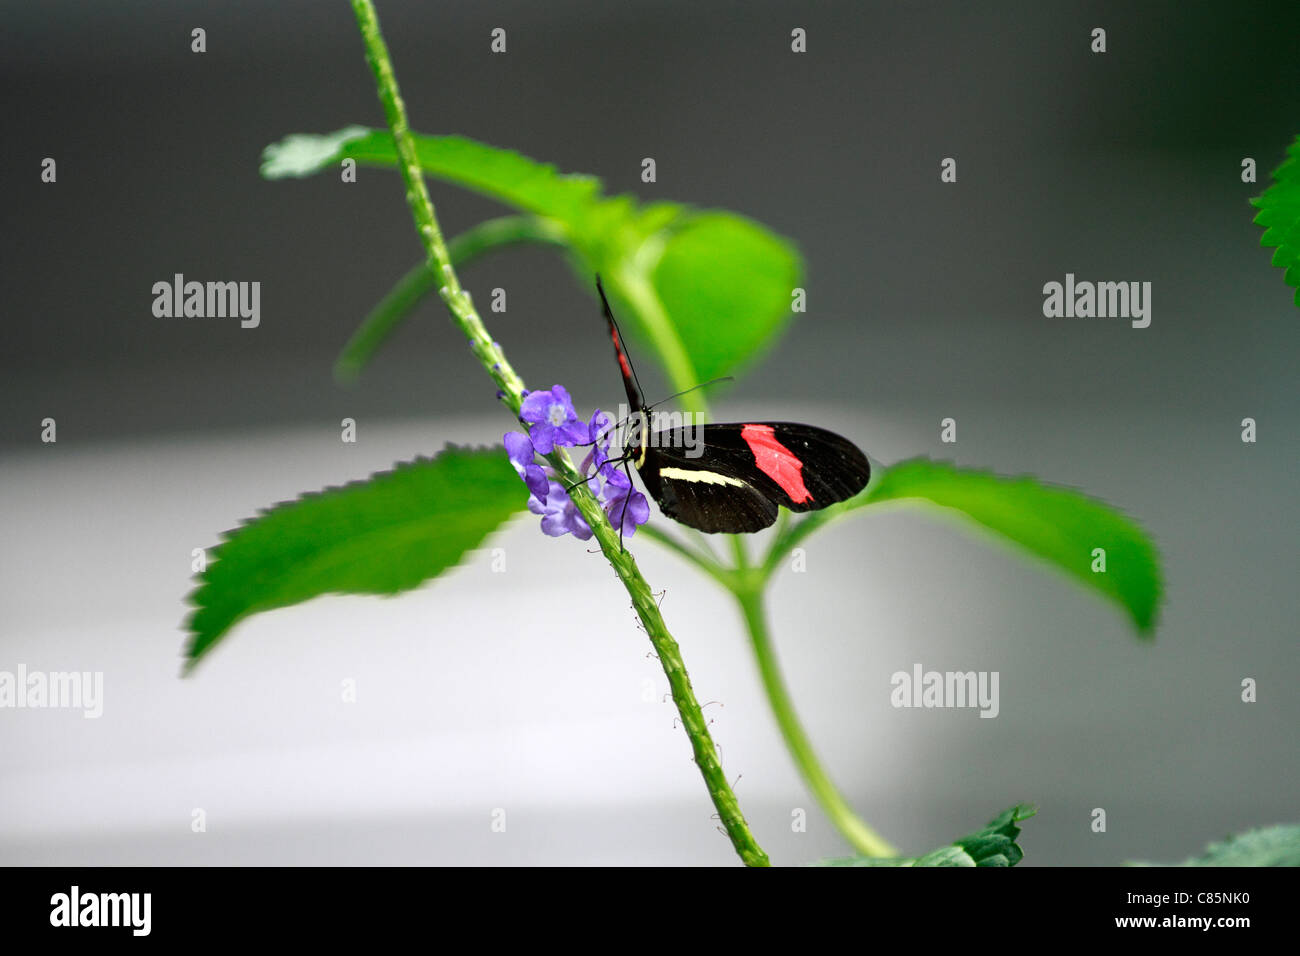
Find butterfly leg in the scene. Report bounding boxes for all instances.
[561,471,602,494]
[561,452,633,494]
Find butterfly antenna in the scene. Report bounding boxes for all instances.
[647,376,735,411]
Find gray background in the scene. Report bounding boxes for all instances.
[1,0,1296,865]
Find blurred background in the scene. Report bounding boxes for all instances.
[1,0,1297,865]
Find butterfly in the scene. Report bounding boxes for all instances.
[592,277,871,534]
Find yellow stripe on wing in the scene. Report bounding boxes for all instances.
[658,467,748,487]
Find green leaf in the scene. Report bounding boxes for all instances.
[261,128,802,390]
[1251,134,1300,307]
[262,127,602,225]
[184,446,525,672]
[817,803,1037,867]
[1130,824,1300,867]
[259,125,372,179]
[861,459,1163,634]
[647,212,803,383]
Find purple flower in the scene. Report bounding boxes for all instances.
[504,431,548,503]
[529,480,593,540]
[580,408,618,477]
[508,386,649,541]
[587,408,614,450]
[599,467,650,537]
[520,385,588,453]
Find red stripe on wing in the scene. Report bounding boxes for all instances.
[611,326,633,379]
[740,424,813,504]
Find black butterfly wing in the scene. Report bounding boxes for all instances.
[636,423,871,533]
[710,422,871,513]
[638,445,780,533]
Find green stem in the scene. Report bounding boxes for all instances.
[729,531,750,575]
[638,526,731,587]
[336,216,567,382]
[761,501,863,580]
[448,213,567,263]
[734,585,899,858]
[350,0,769,867]
[684,526,720,561]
